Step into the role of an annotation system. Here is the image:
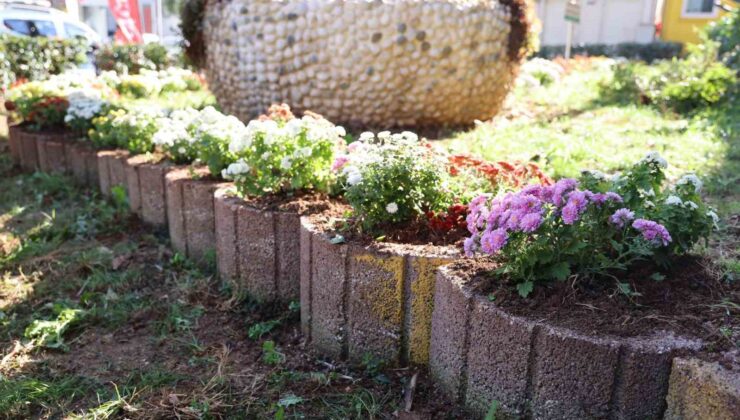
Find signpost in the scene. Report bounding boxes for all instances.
[564,0,580,59]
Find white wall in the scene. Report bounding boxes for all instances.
[537,0,659,46]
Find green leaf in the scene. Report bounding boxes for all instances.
[329,235,345,245]
[484,400,500,420]
[549,262,571,281]
[650,272,666,282]
[517,281,534,298]
[278,394,304,408]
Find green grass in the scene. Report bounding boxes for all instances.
[0,154,424,418]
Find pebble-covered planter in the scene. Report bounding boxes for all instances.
[96,150,131,197]
[64,141,99,187]
[299,217,458,366]
[664,356,739,419]
[202,0,529,127]
[429,265,708,419]
[165,167,229,263]
[214,187,311,303]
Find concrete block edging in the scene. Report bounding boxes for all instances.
[214,186,304,303]
[428,265,726,419]
[299,216,459,366]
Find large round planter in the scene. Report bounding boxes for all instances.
[299,217,458,365]
[63,141,99,187]
[165,167,229,264]
[429,265,710,419]
[664,356,739,420]
[36,130,75,175]
[214,187,319,303]
[7,124,22,165]
[96,150,131,198]
[201,0,529,127]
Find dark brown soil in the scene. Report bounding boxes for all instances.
[452,256,739,356]
[305,211,468,249]
[239,191,350,216]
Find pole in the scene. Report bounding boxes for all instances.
[565,21,573,59]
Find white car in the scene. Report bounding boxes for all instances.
[0,2,101,45]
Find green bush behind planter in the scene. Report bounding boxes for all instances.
[536,41,683,63]
[0,34,88,88]
[94,43,174,74]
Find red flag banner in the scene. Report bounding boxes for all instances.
[108,0,143,43]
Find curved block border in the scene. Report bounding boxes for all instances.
[429,265,705,418]
[165,167,228,263]
[124,154,164,217]
[96,150,130,197]
[18,128,40,172]
[138,160,176,226]
[36,132,73,175]
[665,356,740,420]
[64,141,98,187]
[8,125,21,165]
[300,217,458,365]
[214,187,303,303]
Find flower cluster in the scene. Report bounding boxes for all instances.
[152,108,200,163]
[332,131,458,231]
[190,106,247,176]
[222,104,345,196]
[64,88,110,132]
[448,154,552,189]
[88,105,163,153]
[466,153,716,296]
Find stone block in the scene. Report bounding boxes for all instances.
[214,186,240,281]
[165,167,190,255]
[664,356,740,420]
[139,161,173,226]
[236,204,277,301]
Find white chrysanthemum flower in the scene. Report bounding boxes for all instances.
[344,166,362,185]
[222,160,251,179]
[665,195,683,206]
[707,210,719,224]
[683,200,698,210]
[582,169,608,181]
[280,156,292,170]
[641,151,668,169]
[677,174,703,193]
[359,132,374,141]
[386,202,399,214]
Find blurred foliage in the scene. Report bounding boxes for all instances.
[180,0,206,68]
[94,43,173,74]
[536,41,683,63]
[0,34,88,89]
[598,41,737,114]
[704,8,739,72]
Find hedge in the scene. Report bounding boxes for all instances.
[0,34,89,89]
[535,41,683,63]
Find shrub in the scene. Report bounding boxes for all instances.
[180,0,207,68]
[598,43,736,113]
[5,74,82,129]
[88,106,162,153]
[704,8,739,71]
[466,153,716,297]
[0,34,88,84]
[95,42,173,74]
[222,104,346,196]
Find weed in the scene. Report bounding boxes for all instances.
[262,340,285,365]
[24,305,86,351]
[248,319,281,340]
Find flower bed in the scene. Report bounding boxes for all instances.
[299,131,550,365]
[428,262,723,418]
[214,105,349,302]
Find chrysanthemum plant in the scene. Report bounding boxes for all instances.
[466,152,717,297]
[332,131,461,232]
[222,105,346,196]
[89,106,162,154]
